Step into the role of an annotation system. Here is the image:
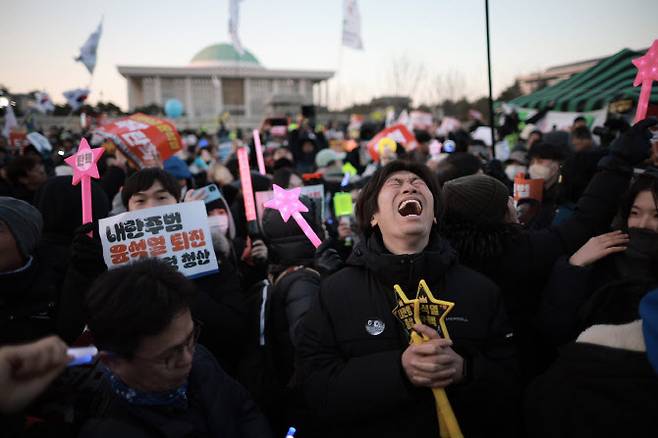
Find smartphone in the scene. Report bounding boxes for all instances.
[199,184,223,204]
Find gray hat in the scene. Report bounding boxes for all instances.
[0,197,43,258]
[442,175,509,225]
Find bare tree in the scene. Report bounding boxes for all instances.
[385,55,428,104]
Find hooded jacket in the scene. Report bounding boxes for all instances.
[297,231,519,438]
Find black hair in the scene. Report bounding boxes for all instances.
[435,152,482,185]
[355,160,441,236]
[272,167,302,189]
[5,155,43,185]
[85,258,196,359]
[618,172,658,226]
[573,116,587,124]
[572,126,592,140]
[528,141,566,162]
[121,167,181,208]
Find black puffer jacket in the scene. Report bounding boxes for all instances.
[298,232,519,438]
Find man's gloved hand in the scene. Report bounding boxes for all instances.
[314,239,344,277]
[70,222,106,277]
[607,117,657,165]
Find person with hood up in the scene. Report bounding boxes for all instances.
[244,195,323,437]
[298,160,519,438]
[0,197,58,344]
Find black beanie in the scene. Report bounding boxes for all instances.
[0,196,43,259]
[442,174,509,225]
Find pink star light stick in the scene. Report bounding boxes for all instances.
[264,184,322,248]
[632,40,658,123]
[64,138,105,231]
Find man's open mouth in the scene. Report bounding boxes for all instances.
[398,199,423,217]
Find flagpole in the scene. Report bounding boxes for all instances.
[485,0,496,158]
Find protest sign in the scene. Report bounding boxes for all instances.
[367,124,416,161]
[94,113,183,168]
[99,201,218,278]
[333,192,353,217]
[514,175,543,202]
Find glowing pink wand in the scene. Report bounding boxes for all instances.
[263,184,322,248]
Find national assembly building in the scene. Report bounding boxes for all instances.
[117,43,334,127]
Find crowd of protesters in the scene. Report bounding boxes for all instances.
[1,107,658,438]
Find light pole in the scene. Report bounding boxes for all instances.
[485,0,496,157]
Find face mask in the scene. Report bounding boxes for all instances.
[208,214,229,236]
[529,163,558,187]
[505,165,527,181]
[626,228,658,259]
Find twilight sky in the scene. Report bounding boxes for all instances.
[1,0,656,110]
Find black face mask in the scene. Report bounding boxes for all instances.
[626,227,658,259]
[615,228,658,280]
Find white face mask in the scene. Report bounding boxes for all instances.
[529,163,558,187]
[505,164,527,181]
[208,214,229,236]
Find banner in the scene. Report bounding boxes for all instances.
[2,104,18,138]
[516,107,608,132]
[34,92,55,114]
[342,0,363,50]
[99,201,219,278]
[63,88,90,111]
[94,113,183,168]
[410,111,433,130]
[229,0,245,55]
[367,124,417,161]
[75,19,103,74]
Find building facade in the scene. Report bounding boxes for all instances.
[118,43,333,127]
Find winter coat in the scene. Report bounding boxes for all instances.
[0,257,58,344]
[297,232,520,438]
[525,321,658,438]
[80,345,272,438]
[457,166,633,379]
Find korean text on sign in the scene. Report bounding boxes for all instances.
[99,201,219,278]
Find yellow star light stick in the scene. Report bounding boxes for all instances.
[393,281,463,438]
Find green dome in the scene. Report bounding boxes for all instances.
[190,43,260,65]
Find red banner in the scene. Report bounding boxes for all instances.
[9,132,28,150]
[367,124,417,161]
[95,113,183,168]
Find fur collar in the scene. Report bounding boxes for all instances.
[577,320,646,352]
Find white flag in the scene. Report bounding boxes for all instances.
[63,88,90,111]
[229,0,245,55]
[34,92,55,114]
[2,104,18,138]
[75,19,103,74]
[342,0,363,50]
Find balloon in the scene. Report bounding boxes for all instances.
[164,99,184,118]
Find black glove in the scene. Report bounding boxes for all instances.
[314,239,344,277]
[606,117,657,165]
[70,222,106,277]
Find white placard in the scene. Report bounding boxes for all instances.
[99,201,219,278]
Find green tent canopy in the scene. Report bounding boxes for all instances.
[510,48,658,112]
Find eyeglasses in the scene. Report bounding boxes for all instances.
[132,321,202,370]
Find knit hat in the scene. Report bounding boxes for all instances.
[315,149,345,168]
[163,156,192,180]
[640,288,658,374]
[442,174,509,225]
[0,196,43,258]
